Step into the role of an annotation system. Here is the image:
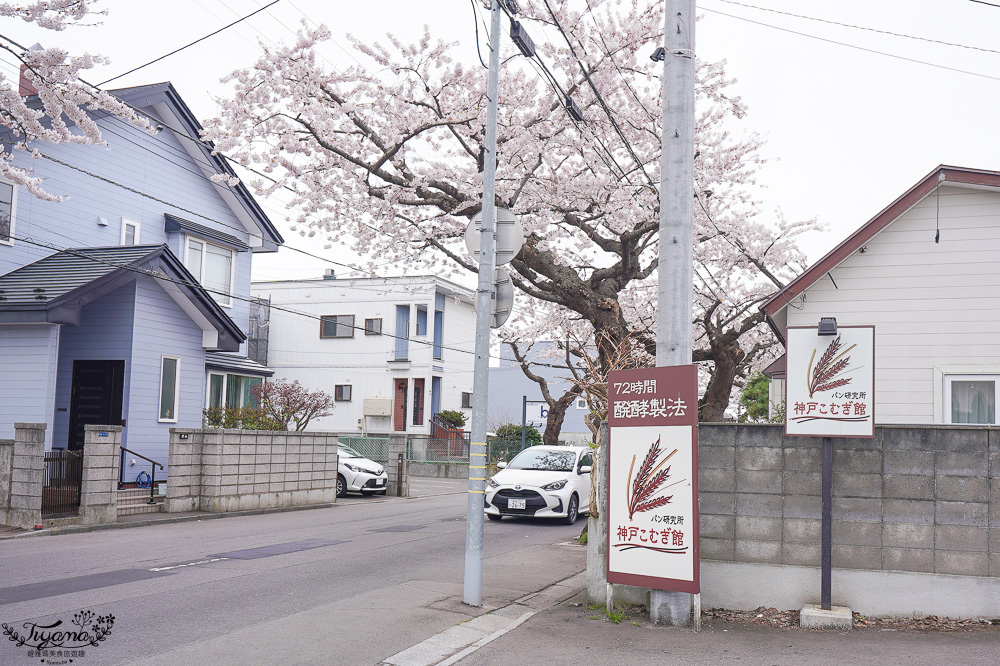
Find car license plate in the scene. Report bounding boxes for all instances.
[508,498,526,509]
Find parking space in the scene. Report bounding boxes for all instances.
[408,476,468,497]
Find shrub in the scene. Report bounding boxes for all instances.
[437,409,467,428]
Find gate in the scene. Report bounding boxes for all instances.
[41,449,83,517]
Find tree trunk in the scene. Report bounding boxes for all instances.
[542,389,581,447]
[700,341,744,422]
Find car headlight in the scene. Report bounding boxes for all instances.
[487,477,499,488]
[541,480,568,491]
[344,463,364,473]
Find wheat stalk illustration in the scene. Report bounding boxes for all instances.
[625,436,677,520]
[806,335,856,398]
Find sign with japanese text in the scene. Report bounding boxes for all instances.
[785,325,875,438]
[606,365,699,594]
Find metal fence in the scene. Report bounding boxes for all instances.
[340,437,390,464]
[486,438,536,465]
[41,449,83,517]
[406,434,470,463]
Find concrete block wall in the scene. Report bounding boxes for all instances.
[0,438,12,522]
[699,424,1000,579]
[80,425,120,524]
[4,423,46,528]
[166,429,339,513]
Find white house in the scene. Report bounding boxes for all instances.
[250,273,476,434]
[762,165,1000,425]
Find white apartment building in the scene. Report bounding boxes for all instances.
[251,274,476,434]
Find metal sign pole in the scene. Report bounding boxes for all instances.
[463,0,502,608]
[821,436,833,610]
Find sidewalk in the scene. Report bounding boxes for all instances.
[387,578,1000,666]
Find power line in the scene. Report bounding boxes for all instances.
[716,0,1000,56]
[5,233,573,369]
[97,0,284,86]
[541,0,657,191]
[701,6,1000,84]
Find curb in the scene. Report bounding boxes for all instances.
[379,570,586,666]
[0,482,465,540]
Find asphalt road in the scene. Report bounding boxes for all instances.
[0,479,587,665]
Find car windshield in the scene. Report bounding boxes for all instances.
[507,449,576,472]
[338,445,363,458]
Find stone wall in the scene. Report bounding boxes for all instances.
[698,424,1000,578]
[3,423,45,528]
[80,425,120,524]
[165,429,339,513]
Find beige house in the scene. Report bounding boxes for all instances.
[762,165,1000,425]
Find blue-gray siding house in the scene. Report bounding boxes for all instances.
[0,82,283,471]
[488,342,591,444]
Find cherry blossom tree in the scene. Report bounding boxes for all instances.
[251,379,336,432]
[0,1,153,200]
[205,0,817,420]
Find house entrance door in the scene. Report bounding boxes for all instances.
[68,360,125,450]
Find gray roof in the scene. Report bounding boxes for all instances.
[205,351,273,376]
[0,244,245,351]
[0,245,160,306]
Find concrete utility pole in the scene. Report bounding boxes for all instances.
[651,0,696,626]
[464,0,502,607]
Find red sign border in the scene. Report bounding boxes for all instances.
[606,365,700,594]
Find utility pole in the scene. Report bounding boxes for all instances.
[464,0,502,607]
[651,0,696,626]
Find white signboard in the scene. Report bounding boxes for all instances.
[785,325,875,438]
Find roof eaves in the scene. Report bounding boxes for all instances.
[761,165,1000,319]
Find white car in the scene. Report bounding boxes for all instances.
[337,444,388,497]
[485,445,594,524]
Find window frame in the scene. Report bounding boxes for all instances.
[944,373,999,425]
[461,391,472,409]
[335,384,352,402]
[364,317,382,335]
[205,372,262,409]
[184,235,235,308]
[207,371,225,409]
[120,217,141,246]
[158,355,181,423]
[320,314,356,339]
[415,305,428,336]
[575,397,588,410]
[0,178,16,246]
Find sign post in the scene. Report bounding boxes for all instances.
[606,365,700,595]
[785,324,874,615]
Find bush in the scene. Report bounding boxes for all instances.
[437,409,467,428]
[493,423,542,446]
[202,406,283,430]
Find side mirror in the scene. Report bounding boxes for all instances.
[497,461,507,469]
[578,465,592,475]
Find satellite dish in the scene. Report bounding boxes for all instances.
[491,269,514,328]
[465,208,525,266]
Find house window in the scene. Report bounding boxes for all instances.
[575,397,588,410]
[395,305,410,360]
[159,356,180,422]
[462,391,472,409]
[121,218,141,245]
[433,294,444,360]
[364,318,382,335]
[0,180,16,245]
[207,372,262,409]
[946,375,998,424]
[320,315,355,338]
[415,305,428,336]
[185,237,234,307]
[335,384,352,402]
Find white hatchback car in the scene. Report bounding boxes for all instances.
[485,445,593,524]
[337,444,388,497]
